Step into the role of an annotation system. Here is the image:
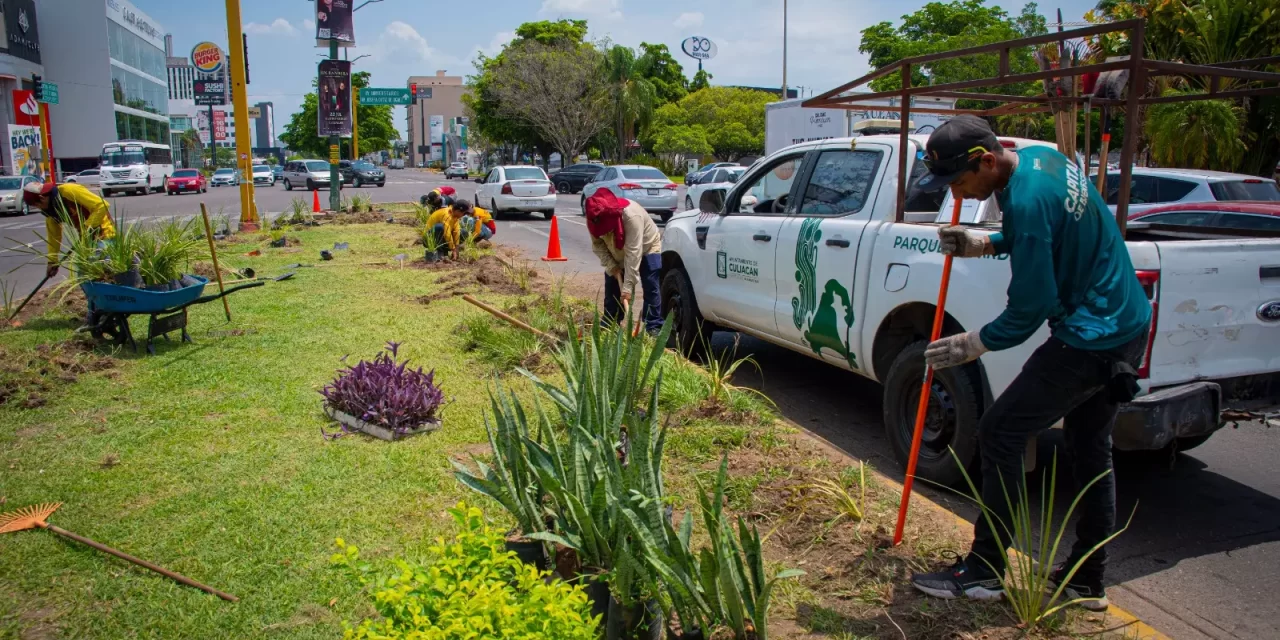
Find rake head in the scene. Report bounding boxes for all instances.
[0,502,61,534]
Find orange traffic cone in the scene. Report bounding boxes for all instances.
[541,215,568,262]
[312,190,321,213]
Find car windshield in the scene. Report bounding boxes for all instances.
[253,165,271,173]
[101,149,146,167]
[505,167,546,180]
[0,177,23,190]
[621,168,666,180]
[698,163,717,173]
[306,161,330,172]
[214,169,234,175]
[1210,180,1280,201]
[173,170,199,177]
[354,162,376,170]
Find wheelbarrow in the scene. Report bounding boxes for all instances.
[80,276,264,354]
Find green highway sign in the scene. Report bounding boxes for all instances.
[358,88,412,106]
[36,81,58,105]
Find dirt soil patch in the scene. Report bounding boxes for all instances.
[4,288,88,327]
[331,210,387,225]
[0,337,116,408]
[411,254,541,307]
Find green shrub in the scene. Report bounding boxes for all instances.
[332,502,599,639]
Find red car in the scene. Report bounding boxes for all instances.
[1128,201,1280,231]
[167,169,207,195]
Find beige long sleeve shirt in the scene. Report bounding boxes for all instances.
[590,201,662,292]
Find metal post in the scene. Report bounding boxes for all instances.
[895,64,912,223]
[225,0,258,230]
[39,103,54,183]
[420,95,427,168]
[328,39,340,210]
[208,103,214,166]
[781,0,788,98]
[352,88,359,161]
[1114,20,1145,238]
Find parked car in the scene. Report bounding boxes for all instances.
[65,168,102,187]
[474,165,557,219]
[444,162,470,180]
[548,162,605,194]
[166,169,207,195]
[251,164,275,187]
[272,165,284,181]
[581,165,679,222]
[0,175,41,215]
[1098,167,1280,216]
[1127,201,1280,233]
[282,159,340,191]
[210,168,240,187]
[684,166,746,211]
[685,162,737,186]
[340,160,386,187]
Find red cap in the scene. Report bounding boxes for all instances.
[22,181,54,207]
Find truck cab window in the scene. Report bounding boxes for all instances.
[734,155,803,214]
[798,150,882,216]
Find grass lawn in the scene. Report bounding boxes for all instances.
[0,221,1146,639]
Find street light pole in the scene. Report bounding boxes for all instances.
[781,0,788,99]
[225,0,258,230]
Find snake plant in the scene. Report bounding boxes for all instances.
[452,384,549,537]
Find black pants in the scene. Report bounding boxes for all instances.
[603,254,663,334]
[967,333,1146,582]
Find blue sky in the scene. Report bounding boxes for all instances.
[136,0,1102,141]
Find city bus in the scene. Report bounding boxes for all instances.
[99,140,174,197]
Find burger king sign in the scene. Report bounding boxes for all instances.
[190,41,224,74]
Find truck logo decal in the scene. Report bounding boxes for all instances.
[716,251,728,279]
[792,218,857,369]
[892,234,1010,260]
[1258,301,1280,323]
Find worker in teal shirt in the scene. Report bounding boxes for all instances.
[906,116,1150,611]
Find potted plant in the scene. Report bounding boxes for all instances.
[319,341,445,441]
[422,224,443,263]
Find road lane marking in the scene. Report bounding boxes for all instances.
[0,239,43,255]
[510,222,549,238]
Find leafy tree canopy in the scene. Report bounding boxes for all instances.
[647,87,775,161]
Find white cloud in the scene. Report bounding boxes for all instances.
[540,0,621,20]
[244,18,297,36]
[673,12,703,30]
[371,21,436,63]
[303,18,315,31]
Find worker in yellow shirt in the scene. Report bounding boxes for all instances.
[23,181,116,278]
[424,199,495,260]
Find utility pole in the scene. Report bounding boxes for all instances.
[327,39,340,210]
[224,0,258,230]
[781,0,788,99]
[351,86,359,161]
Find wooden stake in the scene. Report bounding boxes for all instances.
[200,203,232,322]
[462,294,558,343]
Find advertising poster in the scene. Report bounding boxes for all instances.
[197,110,227,145]
[314,0,355,47]
[11,90,38,126]
[7,124,41,177]
[317,60,352,137]
[428,115,444,162]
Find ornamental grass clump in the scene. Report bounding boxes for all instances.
[320,341,445,436]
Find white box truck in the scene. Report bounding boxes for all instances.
[764,95,958,155]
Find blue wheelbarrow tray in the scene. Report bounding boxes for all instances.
[81,276,209,314]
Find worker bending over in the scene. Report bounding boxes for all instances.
[421,185,456,211]
[425,199,494,261]
[585,190,662,334]
[24,181,116,278]
[907,116,1150,612]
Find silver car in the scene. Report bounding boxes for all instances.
[66,168,102,187]
[0,175,41,215]
[1098,167,1280,216]
[581,165,679,222]
[283,159,340,192]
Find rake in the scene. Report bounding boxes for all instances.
[0,503,238,602]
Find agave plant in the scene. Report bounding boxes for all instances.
[453,384,550,537]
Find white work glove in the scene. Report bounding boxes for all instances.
[938,226,990,258]
[924,330,989,370]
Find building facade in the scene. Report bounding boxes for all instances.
[164,35,256,166]
[40,0,170,171]
[0,0,46,175]
[253,101,275,149]
[405,70,466,167]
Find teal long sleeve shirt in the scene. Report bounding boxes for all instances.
[979,146,1151,352]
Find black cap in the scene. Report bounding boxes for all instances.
[452,198,474,215]
[913,115,1001,193]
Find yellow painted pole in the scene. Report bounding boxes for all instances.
[224,0,258,231]
[351,89,359,161]
[37,102,52,180]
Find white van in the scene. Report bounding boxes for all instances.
[100,141,174,197]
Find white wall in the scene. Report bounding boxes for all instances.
[39,0,115,162]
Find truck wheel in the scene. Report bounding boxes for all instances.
[882,340,984,486]
[661,267,712,358]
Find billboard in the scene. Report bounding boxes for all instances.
[428,115,444,162]
[4,0,42,64]
[314,0,355,47]
[190,42,224,74]
[194,79,226,106]
[11,90,38,126]
[197,110,227,145]
[317,60,352,137]
[7,124,41,177]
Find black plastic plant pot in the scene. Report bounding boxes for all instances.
[667,621,705,640]
[113,269,142,288]
[270,237,287,248]
[424,249,441,263]
[579,571,611,625]
[503,537,547,569]
[606,597,663,640]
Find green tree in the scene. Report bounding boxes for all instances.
[279,71,399,159]
[1146,91,1248,170]
[636,43,688,105]
[653,125,712,156]
[647,87,774,161]
[690,69,713,92]
[604,45,657,161]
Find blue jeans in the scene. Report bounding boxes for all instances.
[604,254,662,334]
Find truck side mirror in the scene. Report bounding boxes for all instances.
[699,189,726,215]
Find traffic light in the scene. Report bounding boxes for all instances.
[243,33,250,85]
[32,74,43,102]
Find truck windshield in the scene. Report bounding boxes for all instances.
[101,149,146,167]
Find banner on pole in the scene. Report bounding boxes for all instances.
[317,60,352,137]
[7,124,42,177]
[315,0,355,47]
[197,110,228,145]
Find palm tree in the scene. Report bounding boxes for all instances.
[1146,91,1249,170]
[180,129,203,168]
[604,45,656,162]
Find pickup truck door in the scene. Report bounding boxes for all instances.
[696,151,807,334]
[773,144,888,371]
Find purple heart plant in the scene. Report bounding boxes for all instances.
[321,341,445,436]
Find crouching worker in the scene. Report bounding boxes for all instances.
[585,190,662,334]
[420,185,456,211]
[24,181,116,278]
[425,199,494,260]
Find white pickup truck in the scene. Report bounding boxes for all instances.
[660,134,1280,484]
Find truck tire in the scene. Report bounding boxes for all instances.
[661,267,712,357]
[882,340,984,486]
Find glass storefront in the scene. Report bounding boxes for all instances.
[111,66,168,116]
[107,19,166,80]
[115,111,170,144]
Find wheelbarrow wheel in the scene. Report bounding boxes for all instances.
[92,313,134,350]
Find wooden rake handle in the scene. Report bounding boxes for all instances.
[41,523,239,602]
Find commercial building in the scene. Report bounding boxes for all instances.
[165,36,258,167]
[253,101,275,149]
[405,70,466,167]
[0,0,45,175]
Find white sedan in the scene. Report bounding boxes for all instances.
[683,166,745,211]
[474,165,557,219]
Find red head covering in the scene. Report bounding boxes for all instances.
[437,186,456,196]
[22,181,55,208]
[585,190,629,249]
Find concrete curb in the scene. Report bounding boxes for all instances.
[785,421,1171,640]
